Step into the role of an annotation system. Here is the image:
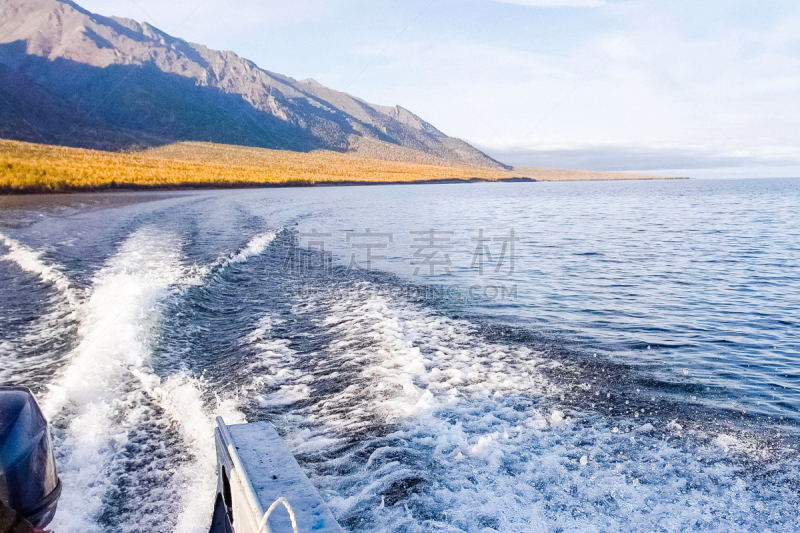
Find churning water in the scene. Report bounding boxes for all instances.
[0,178,798,532]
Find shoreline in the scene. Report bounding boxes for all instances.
[0,138,685,194]
[0,175,691,195]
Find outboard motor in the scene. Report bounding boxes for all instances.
[0,387,61,530]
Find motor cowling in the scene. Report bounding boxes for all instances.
[0,387,61,529]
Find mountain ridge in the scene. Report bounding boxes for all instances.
[0,0,509,169]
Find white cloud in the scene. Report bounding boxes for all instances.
[492,0,608,7]
[473,141,800,175]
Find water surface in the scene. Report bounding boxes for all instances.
[1,178,798,532]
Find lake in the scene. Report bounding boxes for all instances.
[1,177,798,532]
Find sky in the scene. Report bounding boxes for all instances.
[77,0,800,176]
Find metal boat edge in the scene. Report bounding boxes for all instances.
[210,417,344,533]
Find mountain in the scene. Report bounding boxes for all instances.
[0,0,508,169]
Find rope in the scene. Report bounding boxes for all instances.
[256,497,298,533]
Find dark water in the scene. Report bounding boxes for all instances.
[0,178,798,532]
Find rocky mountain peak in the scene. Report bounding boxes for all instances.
[0,0,508,169]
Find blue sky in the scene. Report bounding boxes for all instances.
[79,0,800,176]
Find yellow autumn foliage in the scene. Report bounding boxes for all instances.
[0,139,517,191]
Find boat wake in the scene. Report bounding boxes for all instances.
[0,233,80,387]
[247,278,800,532]
[3,224,799,532]
[1,228,279,532]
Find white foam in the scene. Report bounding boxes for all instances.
[291,288,553,433]
[0,232,79,308]
[267,281,800,532]
[42,227,263,532]
[243,314,307,399]
[141,371,245,533]
[41,227,186,420]
[138,230,281,532]
[232,230,279,263]
[42,227,280,421]
[44,227,190,532]
[1,227,282,532]
[0,233,81,386]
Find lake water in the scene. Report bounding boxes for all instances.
[1,178,798,532]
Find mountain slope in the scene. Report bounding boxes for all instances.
[0,0,508,169]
